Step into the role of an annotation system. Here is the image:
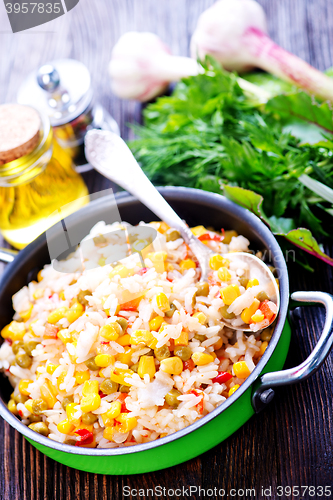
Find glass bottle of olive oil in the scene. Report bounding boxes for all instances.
[0,104,89,249]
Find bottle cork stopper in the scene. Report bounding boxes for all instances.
[0,104,41,165]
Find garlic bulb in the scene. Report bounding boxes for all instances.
[109,32,198,102]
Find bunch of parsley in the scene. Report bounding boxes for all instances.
[130,60,333,266]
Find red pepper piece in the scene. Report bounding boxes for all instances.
[75,428,94,446]
[100,341,110,345]
[183,359,195,372]
[99,391,107,398]
[117,393,130,413]
[259,300,275,322]
[137,267,148,276]
[190,390,204,414]
[212,371,233,384]
[44,323,59,339]
[198,233,223,242]
[5,338,12,345]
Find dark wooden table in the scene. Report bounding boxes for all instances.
[0,1,333,499]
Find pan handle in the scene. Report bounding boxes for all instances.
[252,291,333,412]
[0,248,17,264]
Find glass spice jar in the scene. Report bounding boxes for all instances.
[0,104,89,249]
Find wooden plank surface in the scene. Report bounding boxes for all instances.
[0,1,333,499]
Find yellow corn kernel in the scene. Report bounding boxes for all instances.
[110,368,134,387]
[155,292,170,312]
[159,222,170,233]
[116,347,133,366]
[33,288,44,300]
[24,399,34,413]
[58,328,72,344]
[75,370,90,385]
[146,251,168,262]
[66,303,84,324]
[46,363,59,375]
[191,352,215,366]
[109,265,132,279]
[259,341,268,356]
[116,333,131,346]
[251,311,265,323]
[80,393,101,413]
[95,354,113,367]
[160,433,168,438]
[220,285,241,306]
[40,381,57,408]
[98,257,106,267]
[138,355,156,379]
[276,278,279,289]
[179,259,196,272]
[149,316,164,331]
[166,263,174,272]
[57,419,75,435]
[233,361,251,379]
[214,337,223,351]
[1,321,25,341]
[103,426,115,441]
[20,304,33,321]
[47,307,68,325]
[37,270,43,282]
[100,323,121,341]
[57,371,67,390]
[192,312,207,325]
[223,230,238,244]
[58,291,65,301]
[19,379,33,396]
[160,356,183,375]
[102,401,121,426]
[191,225,207,237]
[217,267,231,282]
[116,413,137,433]
[174,330,189,346]
[241,299,260,324]
[246,278,259,289]
[66,403,81,425]
[130,329,154,346]
[209,254,230,271]
[228,385,240,397]
[82,380,99,396]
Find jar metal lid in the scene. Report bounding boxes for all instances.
[17,59,93,127]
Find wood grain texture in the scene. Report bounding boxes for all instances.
[0,1,333,499]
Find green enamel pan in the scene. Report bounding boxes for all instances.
[1,187,332,475]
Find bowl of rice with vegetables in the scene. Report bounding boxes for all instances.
[0,209,278,449]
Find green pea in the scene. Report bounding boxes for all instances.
[23,341,39,356]
[195,282,209,297]
[145,349,154,356]
[15,352,32,369]
[239,277,249,288]
[219,305,235,320]
[28,422,49,436]
[29,414,42,423]
[81,413,98,425]
[14,393,28,404]
[257,291,269,302]
[85,357,100,371]
[194,334,206,342]
[100,379,119,395]
[165,303,177,318]
[154,345,171,361]
[12,341,24,355]
[174,346,192,361]
[166,230,181,242]
[119,385,129,393]
[77,290,92,306]
[31,399,48,415]
[116,317,128,333]
[130,363,139,373]
[61,396,74,410]
[165,389,181,408]
[261,328,273,342]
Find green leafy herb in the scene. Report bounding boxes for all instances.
[130,59,333,266]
